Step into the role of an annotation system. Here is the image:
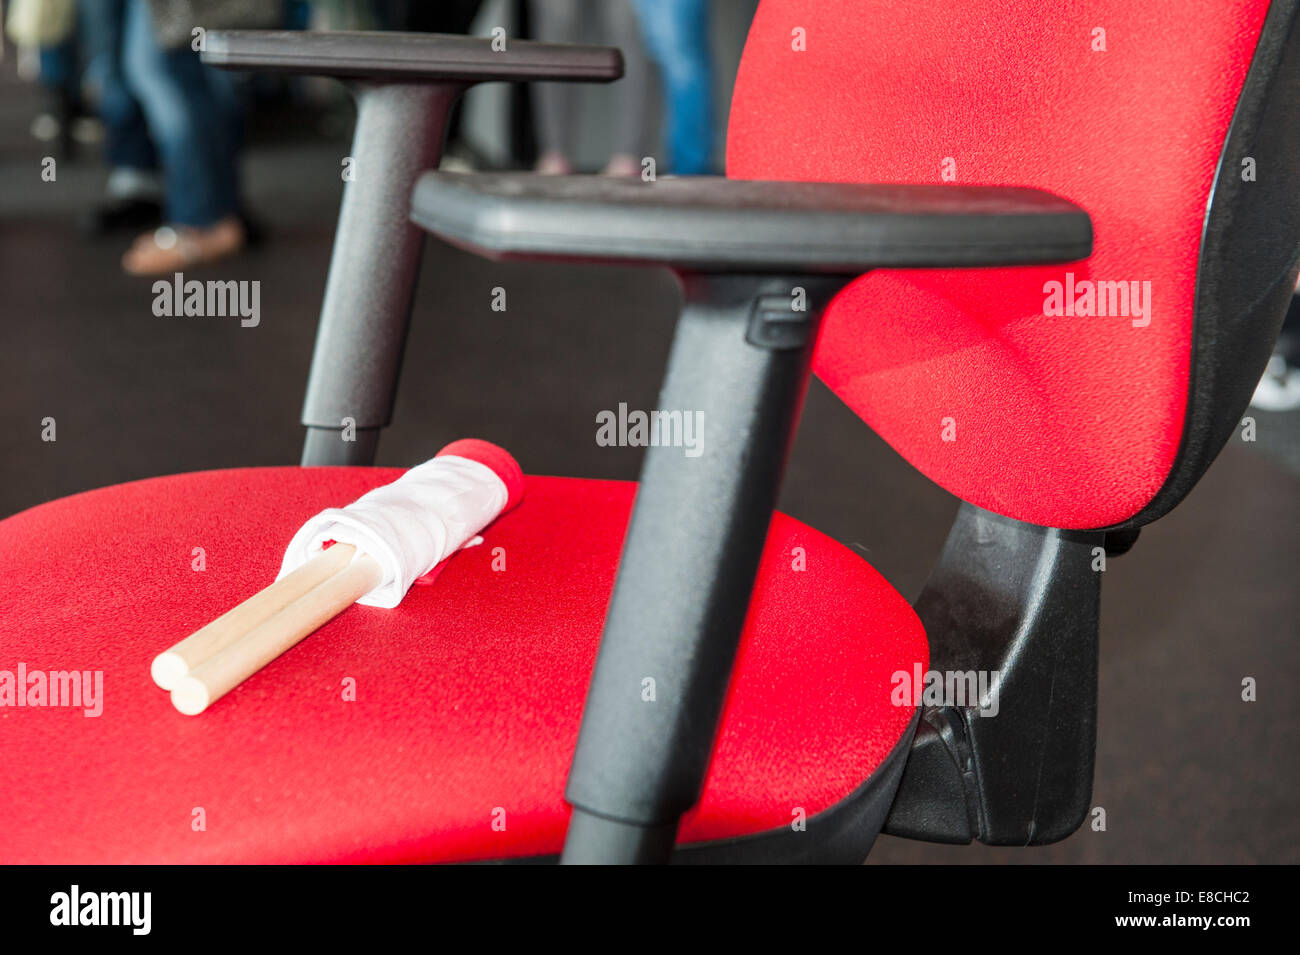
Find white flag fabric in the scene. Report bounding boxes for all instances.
[277,446,519,609]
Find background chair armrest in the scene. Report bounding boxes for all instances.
[202,30,623,83]
[411,172,1092,272]
[200,34,619,468]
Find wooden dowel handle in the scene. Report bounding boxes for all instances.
[151,543,358,690]
[170,553,384,716]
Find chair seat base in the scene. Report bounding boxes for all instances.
[0,467,927,863]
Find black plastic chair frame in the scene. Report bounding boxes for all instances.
[410,171,1099,862]
[201,10,1300,863]
[200,29,1103,866]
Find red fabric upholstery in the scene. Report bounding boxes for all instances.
[727,0,1271,528]
[0,469,925,863]
[435,438,525,512]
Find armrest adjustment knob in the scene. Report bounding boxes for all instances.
[746,292,816,350]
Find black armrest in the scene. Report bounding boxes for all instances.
[202,30,623,83]
[409,171,1094,864]
[411,172,1092,271]
[198,36,618,468]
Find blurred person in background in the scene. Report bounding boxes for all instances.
[78,0,163,235]
[527,0,651,176]
[1252,291,1300,411]
[109,0,277,275]
[631,0,714,174]
[5,0,86,158]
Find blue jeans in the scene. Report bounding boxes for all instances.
[79,0,157,172]
[631,0,714,174]
[37,43,76,93]
[120,0,242,225]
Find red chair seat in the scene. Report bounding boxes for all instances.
[0,468,926,863]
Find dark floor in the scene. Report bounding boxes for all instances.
[1,70,1297,864]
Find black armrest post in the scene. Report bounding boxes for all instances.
[407,169,1094,863]
[203,33,623,465]
[561,273,849,864]
[298,82,460,465]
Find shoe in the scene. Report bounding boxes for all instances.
[1249,352,1300,411]
[535,152,573,175]
[602,153,642,178]
[121,217,247,276]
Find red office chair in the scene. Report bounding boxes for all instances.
[1,1,1295,864]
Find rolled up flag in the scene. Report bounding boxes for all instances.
[154,439,523,714]
[277,438,524,609]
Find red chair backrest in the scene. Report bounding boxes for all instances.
[728,0,1298,529]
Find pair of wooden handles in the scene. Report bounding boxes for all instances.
[151,544,382,715]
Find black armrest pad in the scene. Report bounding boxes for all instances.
[202,30,623,83]
[411,173,1092,272]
